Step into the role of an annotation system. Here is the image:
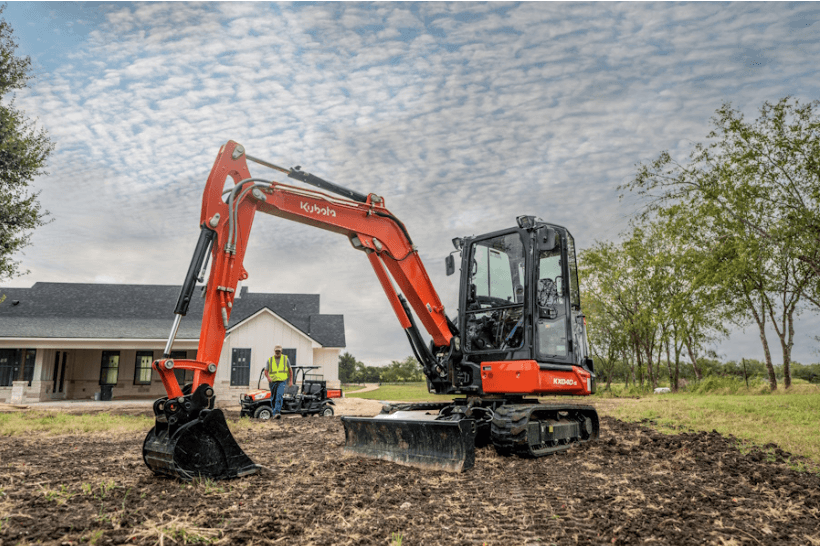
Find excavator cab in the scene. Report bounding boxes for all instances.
[342,217,598,470]
[413,217,594,398]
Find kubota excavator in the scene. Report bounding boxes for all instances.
[142,141,599,480]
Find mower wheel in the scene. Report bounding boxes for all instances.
[320,405,334,417]
[254,406,273,420]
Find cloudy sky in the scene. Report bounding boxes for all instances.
[3,2,819,367]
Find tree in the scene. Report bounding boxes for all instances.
[337,352,359,383]
[623,97,819,389]
[0,4,54,282]
[380,356,424,383]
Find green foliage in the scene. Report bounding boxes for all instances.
[379,356,424,383]
[690,375,756,394]
[339,352,423,383]
[606,96,819,389]
[0,5,54,281]
[337,351,359,383]
[43,484,75,504]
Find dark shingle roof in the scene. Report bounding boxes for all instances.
[0,283,344,347]
[308,315,346,348]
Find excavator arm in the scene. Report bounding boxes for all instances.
[155,140,453,399]
[144,141,463,480]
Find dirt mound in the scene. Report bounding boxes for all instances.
[0,415,817,545]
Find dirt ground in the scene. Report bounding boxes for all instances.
[0,399,818,546]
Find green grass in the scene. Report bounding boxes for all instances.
[0,411,153,436]
[343,382,441,402]
[340,384,367,393]
[345,381,819,470]
[602,387,820,469]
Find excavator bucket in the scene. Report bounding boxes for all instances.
[341,413,476,473]
[143,388,259,481]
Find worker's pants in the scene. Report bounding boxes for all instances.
[269,381,286,415]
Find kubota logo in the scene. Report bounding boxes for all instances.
[300,201,337,217]
[553,378,578,386]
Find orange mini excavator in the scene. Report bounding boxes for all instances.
[142,141,599,480]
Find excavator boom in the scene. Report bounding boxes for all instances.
[142,141,598,480]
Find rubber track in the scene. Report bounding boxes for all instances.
[490,404,598,457]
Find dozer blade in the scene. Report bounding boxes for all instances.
[143,408,259,481]
[341,414,476,472]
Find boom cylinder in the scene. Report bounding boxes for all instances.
[175,226,216,316]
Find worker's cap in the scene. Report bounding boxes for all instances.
[274,344,282,351]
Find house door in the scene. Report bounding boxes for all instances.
[231,348,251,387]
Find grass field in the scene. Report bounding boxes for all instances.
[1,381,815,471]
[346,381,820,469]
[599,385,820,469]
[0,411,152,436]
[344,382,441,401]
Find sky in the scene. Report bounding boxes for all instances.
[2,1,819,368]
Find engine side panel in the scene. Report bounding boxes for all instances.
[479,360,593,396]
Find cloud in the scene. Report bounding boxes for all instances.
[5,1,819,365]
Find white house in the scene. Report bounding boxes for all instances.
[0,282,345,404]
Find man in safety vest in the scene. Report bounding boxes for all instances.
[264,344,292,419]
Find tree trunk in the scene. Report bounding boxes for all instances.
[635,344,644,387]
[665,338,675,391]
[745,292,777,390]
[774,313,795,390]
[684,335,702,381]
[674,350,681,391]
[757,319,778,391]
[644,343,657,390]
[784,312,793,389]
[673,331,685,392]
[764,280,800,390]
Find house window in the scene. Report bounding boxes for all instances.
[170,351,193,387]
[230,348,251,386]
[100,351,120,386]
[0,349,16,387]
[0,349,36,387]
[134,351,154,385]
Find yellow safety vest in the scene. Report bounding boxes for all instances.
[267,354,289,382]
